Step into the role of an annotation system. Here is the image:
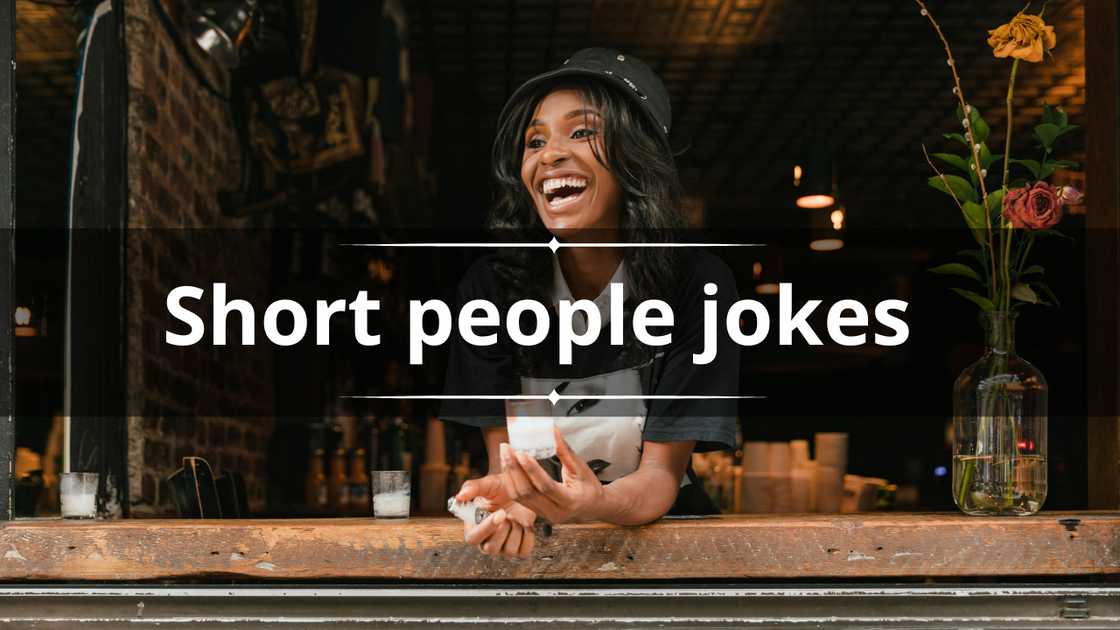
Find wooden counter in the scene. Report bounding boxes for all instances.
[1,513,1117,581]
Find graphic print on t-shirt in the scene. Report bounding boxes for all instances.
[521,364,648,483]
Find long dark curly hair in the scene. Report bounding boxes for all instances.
[488,78,685,373]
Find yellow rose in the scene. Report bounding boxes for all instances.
[987,12,1056,63]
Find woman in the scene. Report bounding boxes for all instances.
[441,48,740,559]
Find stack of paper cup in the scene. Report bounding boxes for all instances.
[815,464,843,513]
[790,440,810,469]
[813,433,848,513]
[790,466,812,512]
[815,433,849,476]
[767,442,792,513]
[740,441,771,513]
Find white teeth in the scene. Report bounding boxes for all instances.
[542,176,589,193]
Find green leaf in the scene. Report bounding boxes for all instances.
[978,143,992,169]
[1034,123,1061,149]
[957,248,988,270]
[1040,163,1056,179]
[986,189,1005,219]
[1010,158,1042,179]
[928,174,978,204]
[969,108,989,144]
[1042,104,1059,126]
[1056,124,1079,139]
[1031,282,1061,307]
[1042,104,1070,129]
[951,288,996,311]
[962,201,988,245]
[1009,178,1029,189]
[953,105,989,144]
[1020,264,1045,277]
[971,116,990,144]
[932,152,971,174]
[930,263,982,283]
[962,201,987,229]
[1049,159,1080,169]
[943,132,969,146]
[1012,284,1040,303]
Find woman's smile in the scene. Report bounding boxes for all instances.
[541,174,589,211]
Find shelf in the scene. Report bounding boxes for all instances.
[1,512,1117,581]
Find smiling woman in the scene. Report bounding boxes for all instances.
[439,48,741,560]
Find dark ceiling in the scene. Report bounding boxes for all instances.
[13,0,1087,229]
[407,0,1087,227]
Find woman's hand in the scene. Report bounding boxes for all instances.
[455,476,537,559]
[500,427,605,524]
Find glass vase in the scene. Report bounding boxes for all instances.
[952,311,1047,515]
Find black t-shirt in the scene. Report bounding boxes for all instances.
[441,250,740,513]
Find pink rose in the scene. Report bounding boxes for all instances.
[1002,182,1063,229]
[1058,185,1084,206]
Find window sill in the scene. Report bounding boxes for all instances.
[1,512,1116,581]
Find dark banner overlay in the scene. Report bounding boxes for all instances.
[21,226,1096,418]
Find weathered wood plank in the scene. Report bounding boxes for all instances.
[0,513,1117,581]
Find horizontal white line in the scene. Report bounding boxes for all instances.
[339,242,764,248]
[343,395,762,400]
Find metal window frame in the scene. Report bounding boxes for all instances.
[0,585,1118,627]
[0,0,15,521]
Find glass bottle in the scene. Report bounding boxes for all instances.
[350,448,371,514]
[305,448,328,513]
[329,448,351,513]
[952,311,1047,515]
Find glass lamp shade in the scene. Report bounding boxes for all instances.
[188,0,257,68]
[796,141,835,209]
[807,203,844,252]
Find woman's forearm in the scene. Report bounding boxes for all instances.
[586,465,681,526]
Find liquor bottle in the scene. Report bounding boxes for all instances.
[449,451,471,496]
[305,448,328,513]
[350,448,371,514]
[390,416,406,470]
[328,448,350,513]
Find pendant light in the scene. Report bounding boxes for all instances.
[188,0,258,68]
[796,0,838,210]
[809,205,845,252]
[796,139,835,208]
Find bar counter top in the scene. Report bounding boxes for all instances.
[1,512,1117,582]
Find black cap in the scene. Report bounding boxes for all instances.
[498,47,672,137]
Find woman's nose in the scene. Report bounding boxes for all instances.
[540,138,570,165]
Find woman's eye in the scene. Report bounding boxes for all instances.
[572,127,597,139]
[526,137,545,149]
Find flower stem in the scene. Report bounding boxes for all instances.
[1002,59,1020,192]
[1000,58,1021,311]
[914,0,997,297]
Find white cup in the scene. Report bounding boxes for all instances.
[505,399,556,459]
[60,472,99,519]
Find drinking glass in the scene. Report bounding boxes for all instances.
[371,470,411,519]
[505,398,557,459]
[60,472,99,519]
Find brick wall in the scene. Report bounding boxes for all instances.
[124,0,274,515]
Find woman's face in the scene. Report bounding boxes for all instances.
[520,88,623,235]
